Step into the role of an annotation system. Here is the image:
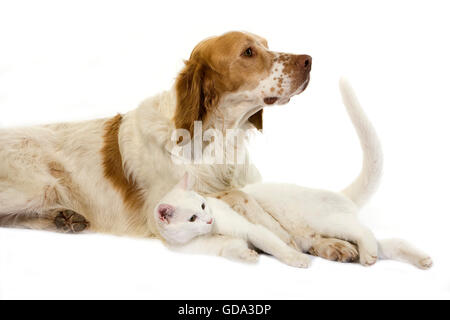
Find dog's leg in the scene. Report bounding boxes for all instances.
[291,228,360,263]
[311,215,378,266]
[0,209,90,233]
[0,183,89,233]
[378,238,433,270]
[308,237,359,263]
[52,209,90,233]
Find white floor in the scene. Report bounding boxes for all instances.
[0,221,448,300]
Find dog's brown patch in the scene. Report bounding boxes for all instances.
[102,115,144,211]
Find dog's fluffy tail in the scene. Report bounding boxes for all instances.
[339,78,383,208]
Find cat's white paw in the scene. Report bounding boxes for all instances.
[238,248,260,264]
[280,251,311,268]
[358,238,378,266]
[359,252,378,266]
[416,257,433,270]
[222,241,259,264]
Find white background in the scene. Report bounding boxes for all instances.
[0,0,449,299]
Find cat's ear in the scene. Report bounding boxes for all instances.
[157,204,174,223]
[176,172,195,191]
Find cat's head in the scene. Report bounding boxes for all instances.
[154,173,214,245]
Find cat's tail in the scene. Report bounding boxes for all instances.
[339,78,383,208]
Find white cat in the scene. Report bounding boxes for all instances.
[236,79,433,269]
[154,173,311,268]
[154,79,433,270]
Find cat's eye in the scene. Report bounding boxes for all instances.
[242,47,253,57]
[201,203,206,210]
[189,215,197,222]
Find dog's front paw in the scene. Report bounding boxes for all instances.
[309,238,358,263]
[280,250,310,268]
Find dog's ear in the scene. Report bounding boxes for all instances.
[174,60,219,136]
[248,109,263,131]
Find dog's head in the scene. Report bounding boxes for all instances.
[174,31,311,134]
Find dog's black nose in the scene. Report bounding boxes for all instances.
[304,57,311,68]
[293,55,312,71]
[300,55,312,70]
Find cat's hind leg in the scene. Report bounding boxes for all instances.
[216,190,360,264]
[378,238,432,270]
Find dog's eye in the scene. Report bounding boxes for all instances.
[189,215,197,222]
[201,203,206,210]
[242,47,253,57]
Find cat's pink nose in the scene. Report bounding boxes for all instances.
[207,219,213,225]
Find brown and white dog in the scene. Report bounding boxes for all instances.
[0,31,311,239]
